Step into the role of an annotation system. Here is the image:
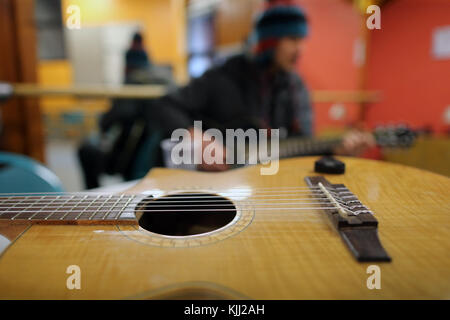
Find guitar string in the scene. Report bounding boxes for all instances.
[0,186,333,196]
[0,194,338,204]
[0,201,357,216]
[1,206,342,213]
[0,189,349,201]
[0,196,356,207]
[119,207,340,212]
[0,194,357,210]
[0,196,335,204]
[2,208,340,217]
[0,201,343,209]
[0,192,337,201]
[1,199,358,215]
[0,192,390,215]
[0,197,335,205]
[0,200,357,210]
[0,187,361,216]
[0,190,328,199]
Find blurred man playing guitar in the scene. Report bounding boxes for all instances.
[151,3,374,171]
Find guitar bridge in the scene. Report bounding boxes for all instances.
[305,176,391,262]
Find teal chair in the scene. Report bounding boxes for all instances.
[0,152,64,193]
[129,130,163,180]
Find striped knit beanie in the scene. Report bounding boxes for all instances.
[251,2,308,64]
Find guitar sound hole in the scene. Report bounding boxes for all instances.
[137,193,237,236]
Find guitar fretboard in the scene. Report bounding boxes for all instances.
[278,137,342,158]
[0,194,139,224]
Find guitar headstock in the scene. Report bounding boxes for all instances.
[373,125,417,148]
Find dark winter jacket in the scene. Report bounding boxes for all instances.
[149,53,313,139]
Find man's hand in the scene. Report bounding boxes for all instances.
[188,127,229,171]
[333,130,376,157]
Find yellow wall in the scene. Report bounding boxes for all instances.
[38,60,73,86]
[38,0,187,114]
[37,60,110,115]
[61,0,187,83]
[38,60,77,114]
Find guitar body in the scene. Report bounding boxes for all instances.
[0,157,449,299]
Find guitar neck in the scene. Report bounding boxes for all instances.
[0,194,141,225]
[234,136,343,169]
[278,136,342,158]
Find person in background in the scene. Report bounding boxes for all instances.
[78,32,157,189]
[124,32,152,83]
[149,3,374,171]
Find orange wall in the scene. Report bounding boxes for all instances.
[296,0,363,133]
[365,0,450,134]
[215,0,262,47]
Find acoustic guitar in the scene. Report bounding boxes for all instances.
[0,156,449,299]
[272,125,416,158]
